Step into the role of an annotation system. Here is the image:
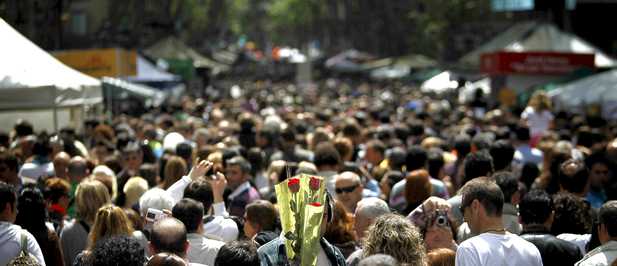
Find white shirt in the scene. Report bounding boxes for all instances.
[456,232,543,266]
[0,222,46,266]
[521,107,553,137]
[186,233,225,266]
[18,162,54,180]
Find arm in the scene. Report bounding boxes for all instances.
[210,172,229,217]
[166,160,213,204]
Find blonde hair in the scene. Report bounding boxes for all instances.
[92,165,117,201]
[428,248,455,266]
[528,91,552,111]
[363,214,427,265]
[75,179,111,224]
[88,204,133,249]
[123,176,149,208]
[405,169,432,205]
[162,156,187,189]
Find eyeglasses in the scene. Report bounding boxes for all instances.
[335,184,358,194]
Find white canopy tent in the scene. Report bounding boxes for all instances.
[125,55,181,83]
[420,71,460,94]
[459,21,617,68]
[0,18,101,132]
[548,69,617,119]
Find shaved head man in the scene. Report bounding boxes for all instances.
[53,152,71,179]
[334,171,364,213]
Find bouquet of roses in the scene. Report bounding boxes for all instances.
[275,174,326,266]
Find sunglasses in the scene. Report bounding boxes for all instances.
[335,184,358,194]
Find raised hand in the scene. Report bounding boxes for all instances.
[188,159,213,181]
[209,171,228,203]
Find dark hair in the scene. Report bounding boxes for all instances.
[599,201,617,237]
[585,152,609,169]
[183,180,214,211]
[519,189,553,225]
[520,162,540,191]
[246,147,265,175]
[0,151,19,172]
[453,134,471,160]
[462,151,494,185]
[366,140,387,155]
[151,218,188,255]
[388,147,407,171]
[427,148,445,179]
[172,198,204,233]
[405,145,427,172]
[515,126,531,141]
[0,181,16,211]
[551,192,592,235]
[558,159,589,194]
[139,163,160,188]
[214,241,260,266]
[460,177,503,217]
[313,142,341,168]
[493,171,518,203]
[14,119,34,137]
[226,156,251,174]
[489,140,515,171]
[15,186,49,250]
[245,200,277,232]
[91,235,145,266]
[32,134,52,158]
[176,143,193,163]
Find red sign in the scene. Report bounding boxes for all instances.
[480,51,595,75]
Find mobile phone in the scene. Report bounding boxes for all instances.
[146,208,165,223]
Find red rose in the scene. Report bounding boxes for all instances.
[309,176,321,191]
[309,202,322,207]
[288,178,300,193]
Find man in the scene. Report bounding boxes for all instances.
[519,189,583,265]
[18,136,54,180]
[244,200,279,246]
[172,198,225,266]
[334,171,365,213]
[225,156,261,217]
[149,217,205,266]
[585,153,610,209]
[270,126,313,164]
[353,197,390,244]
[257,194,346,266]
[559,159,590,198]
[0,181,46,265]
[576,201,617,266]
[66,156,90,217]
[52,152,71,180]
[457,171,522,242]
[364,139,386,171]
[0,151,20,188]
[455,177,542,266]
[448,151,494,225]
[512,126,543,167]
[313,142,342,195]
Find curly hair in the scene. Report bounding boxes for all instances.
[363,213,427,265]
[551,192,592,235]
[91,235,145,266]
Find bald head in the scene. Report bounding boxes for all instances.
[150,218,188,257]
[68,156,89,182]
[53,152,71,179]
[334,171,363,213]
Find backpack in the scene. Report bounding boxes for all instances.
[7,230,41,266]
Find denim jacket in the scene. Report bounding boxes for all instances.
[257,236,347,266]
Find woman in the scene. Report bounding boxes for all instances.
[161,155,187,190]
[60,179,110,266]
[363,214,427,266]
[521,91,554,147]
[44,177,71,232]
[324,200,358,258]
[73,204,134,265]
[404,169,433,215]
[15,186,64,266]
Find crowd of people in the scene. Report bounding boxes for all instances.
[0,79,617,266]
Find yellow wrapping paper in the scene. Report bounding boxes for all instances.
[275,174,326,266]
